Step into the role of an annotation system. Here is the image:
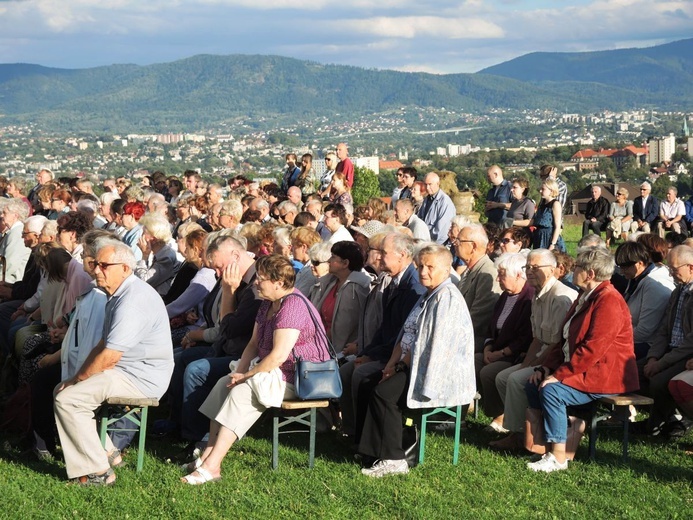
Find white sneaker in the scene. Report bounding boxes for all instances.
[527,453,568,473]
[361,459,410,478]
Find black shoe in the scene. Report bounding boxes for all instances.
[663,420,690,439]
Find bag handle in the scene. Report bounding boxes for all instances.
[282,292,338,361]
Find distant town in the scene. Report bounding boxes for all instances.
[1,107,691,190]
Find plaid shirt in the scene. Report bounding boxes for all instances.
[670,282,693,348]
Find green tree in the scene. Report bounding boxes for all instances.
[352,166,381,206]
[652,175,673,201]
[378,171,397,197]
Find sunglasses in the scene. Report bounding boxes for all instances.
[88,261,124,271]
[311,260,326,266]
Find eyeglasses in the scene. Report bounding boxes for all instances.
[523,264,552,271]
[311,260,326,266]
[668,263,692,272]
[500,238,515,244]
[21,231,37,236]
[90,261,124,271]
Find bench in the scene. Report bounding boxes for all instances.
[98,397,159,472]
[587,393,654,462]
[271,400,329,470]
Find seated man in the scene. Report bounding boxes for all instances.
[581,186,610,237]
[631,181,658,234]
[639,245,693,435]
[490,249,577,450]
[456,224,502,352]
[54,240,173,485]
[656,187,686,239]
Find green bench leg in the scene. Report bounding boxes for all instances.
[453,405,461,465]
[136,406,148,472]
[272,414,280,470]
[309,408,316,469]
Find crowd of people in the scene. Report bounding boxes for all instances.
[0,155,692,486]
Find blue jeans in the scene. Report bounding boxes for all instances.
[525,380,609,444]
[181,355,233,441]
[168,346,214,428]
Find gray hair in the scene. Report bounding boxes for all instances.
[273,225,294,247]
[578,234,606,250]
[100,191,119,206]
[575,247,614,281]
[414,243,452,268]
[77,198,100,217]
[254,198,269,211]
[24,215,48,234]
[308,242,332,263]
[207,233,246,257]
[139,213,172,242]
[495,252,527,279]
[527,248,557,268]
[41,220,58,237]
[220,199,243,221]
[278,200,298,214]
[82,229,119,258]
[384,232,416,259]
[4,198,30,220]
[451,214,471,229]
[461,223,488,248]
[670,245,693,265]
[95,238,136,270]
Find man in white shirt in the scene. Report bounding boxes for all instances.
[657,187,686,238]
[394,198,430,241]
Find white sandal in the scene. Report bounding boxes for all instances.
[181,467,221,485]
[180,456,203,473]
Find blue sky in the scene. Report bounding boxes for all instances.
[0,0,690,73]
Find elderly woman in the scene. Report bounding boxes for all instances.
[306,241,333,301]
[181,255,331,484]
[606,188,633,246]
[272,225,302,272]
[56,211,93,261]
[312,241,371,355]
[0,198,32,284]
[506,178,535,228]
[290,227,322,296]
[359,244,476,477]
[499,226,531,255]
[524,247,639,472]
[615,241,675,359]
[475,253,534,433]
[26,230,110,459]
[134,213,180,296]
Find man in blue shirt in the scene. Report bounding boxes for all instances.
[485,165,511,226]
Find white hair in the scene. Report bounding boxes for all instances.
[495,252,527,279]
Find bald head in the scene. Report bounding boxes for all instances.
[487,165,504,186]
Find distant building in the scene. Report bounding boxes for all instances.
[379,160,403,172]
[355,156,380,175]
[571,145,648,170]
[648,134,676,164]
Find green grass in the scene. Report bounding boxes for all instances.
[1,407,692,519]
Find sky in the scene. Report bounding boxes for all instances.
[0,0,691,74]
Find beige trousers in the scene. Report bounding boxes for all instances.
[54,370,146,479]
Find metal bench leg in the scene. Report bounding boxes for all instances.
[453,405,461,465]
[620,406,630,462]
[99,405,109,448]
[419,412,428,465]
[309,408,316,469]
[272,413,279,470]
[589,411,599,461]
[136,406,148,472]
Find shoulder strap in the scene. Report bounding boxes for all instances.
[282,292,338,360]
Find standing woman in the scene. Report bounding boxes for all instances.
[530,179,564,252]
[507,178,535,229]
[318,152,338,199]
[297,153,318,196]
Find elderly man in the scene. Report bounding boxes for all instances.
[206,184,224,205]
[490,249,577,450]
[324,203,354,244]
[638,245,693,436]
[0,198,32,284]
[336,143,354,188]
[395,198,430,241]
[147,193,168,216]
[485,165,512,226]
[656,187,686,239]
[340,233,426,438]
[277,200,299,226]
[287,186,303,210]
[417,173,456,244]
[54,240,173,485]
[581,185,610,237]
[456,224,502,352]
[156,235,261,445]
[249,197,272,224]
[631,181,658,233]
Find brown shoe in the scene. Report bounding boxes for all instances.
[489,432,523,451]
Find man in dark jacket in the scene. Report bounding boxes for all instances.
[581,185,611,237]
[632,181,659,233]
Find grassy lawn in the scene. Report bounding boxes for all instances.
[1,225,688,519]
[1,408,691,519]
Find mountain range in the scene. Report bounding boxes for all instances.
[0,38,691,132]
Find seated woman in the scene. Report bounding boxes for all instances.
[358,244,476,477]
[166,229,216,345]
[56,211,93,261]
[27,230,111,459]
[311,241,371,355]
[524,247,639,472]
[499,226,531,256]
[306,242,332,301]
[669,358,693,425]
[272,225,302,273]
[135,213,181,296]
[605,188,633,246]
[290,227,322,297]
[615,241,675,359]
[475,253,534,433]
[181,255,331,485]
[164,222,205,304]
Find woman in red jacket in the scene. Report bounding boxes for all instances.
[525,247,639,472]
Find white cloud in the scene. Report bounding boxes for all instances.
[337,16,504,39]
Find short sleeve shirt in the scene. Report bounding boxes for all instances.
[256,290,329,382]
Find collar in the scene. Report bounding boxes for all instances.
[242,263,256,285]
[535,276,558,299]
[108,272,136,300]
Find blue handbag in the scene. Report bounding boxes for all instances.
[286,294,343,400]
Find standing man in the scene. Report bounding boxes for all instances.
[631,181,658,233]
[417,173,456,244]
[281,153,301,194]
[336,143,354,188]
[54,240,173,485]
[394,199,430,241]
[656,187,686,238]
[581,185,610,237]
[485,165,512,226]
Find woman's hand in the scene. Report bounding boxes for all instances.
[138,235,151,257]
[539,375,559,389]
[686,358,693,371]
[227,372,246,388]
[380,364,396,383]
[222,262,242,293]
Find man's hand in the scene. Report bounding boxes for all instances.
[55,377,77,394]
[643,358,661,379]
[343,342,358,356]
[354,355,372,367]
[222,262,242,293]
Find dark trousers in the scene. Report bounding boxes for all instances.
[30,362,62,453]
[582,220,604,237]
[358,371,409,461]
[638,357,689,427]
